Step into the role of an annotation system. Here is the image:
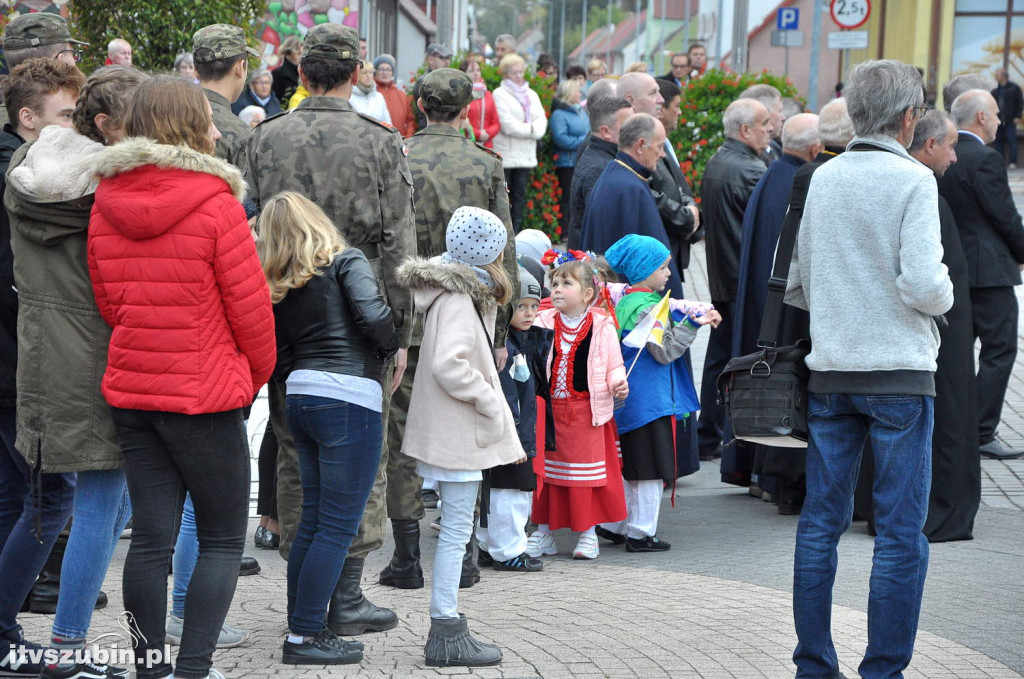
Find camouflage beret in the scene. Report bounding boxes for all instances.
[419,68,475,111]
[302,24,359,61]
[3,12,88,51]
[192,24,259,63]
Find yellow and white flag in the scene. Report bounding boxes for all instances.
[622,292,671,349]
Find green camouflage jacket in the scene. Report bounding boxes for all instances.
[246,95,416,346]
[406,124,518,346]
[205,88,250,169]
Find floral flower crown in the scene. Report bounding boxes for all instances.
[540,249,589,267]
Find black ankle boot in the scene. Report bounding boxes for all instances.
[328,558,399,636]
[27,529,107,614]
[459,537,480,589]
[378,519,424,589]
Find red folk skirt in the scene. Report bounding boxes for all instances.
[531,397,627,532]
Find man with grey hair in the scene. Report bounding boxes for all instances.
[617,71,664,116]
[729,113,821,509]
[817,97,855,151]
[696,98,771,461]
[939,89,1024,461]
[740,83,783,161]
[106,37,132,66]
[992,67,1023,167]
[785,60,953,678]
[566,95,633,248]
[579,113,684,296]
[942,72,997,112]
[494,34,516,62]
[904,110,983,542]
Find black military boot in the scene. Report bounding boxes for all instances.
[26,531,107,614]
[378,519,424,589]
[459,536,480,589]
[328,557,399,636]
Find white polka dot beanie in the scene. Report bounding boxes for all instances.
[445,206,508,266]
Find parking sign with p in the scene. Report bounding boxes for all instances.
[777,7,800,30]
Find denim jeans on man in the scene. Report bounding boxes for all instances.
[793,393,932,679]
[431,480,480,619]
[0,407,75,640]
[52,468,131,642]
[285,395,381,635]
[110,407,249,679]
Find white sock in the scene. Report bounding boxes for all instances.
[287,634,305,644]
[582,526,596,537]
[536,524,551,534]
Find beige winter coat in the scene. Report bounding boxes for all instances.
[397,257,524,471]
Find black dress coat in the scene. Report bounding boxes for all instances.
[937,132,1024,288]
[566,136,618,250]
[650,149,701,277]
[854,195,982,542]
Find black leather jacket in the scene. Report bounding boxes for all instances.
[700,138,767,301]
[650,152,701,278]
[272,248,399,382]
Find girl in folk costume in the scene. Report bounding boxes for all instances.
[595,235,719,552]
[526,251,629,561]
[396,206,523,668]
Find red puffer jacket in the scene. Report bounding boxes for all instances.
[88,138,276,415]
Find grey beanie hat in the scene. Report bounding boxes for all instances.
[373,53,396,71]
[445,207,508,266]
[518,266,541,300]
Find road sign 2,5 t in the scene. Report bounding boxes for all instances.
[830,0,870,29]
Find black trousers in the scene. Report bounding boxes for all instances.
[697,301,735,455]
[256,419,278,520]
[995,124,1018,165]
[110,407,249,679]
[505,167,531,233]
[970,286,1018,444]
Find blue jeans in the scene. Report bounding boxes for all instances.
[171,495,198,619]
[430,479,480,619]
[286,396,382,635]
[793,392,933,679]
[52,468,131,641]
[0,407,75,639]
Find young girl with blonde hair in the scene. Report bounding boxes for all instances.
[258,191,399,666]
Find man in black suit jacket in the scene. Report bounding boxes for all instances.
[660,52,689,87]
[939,88,1024,460]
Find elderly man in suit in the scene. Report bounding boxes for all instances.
[939,89,1024,460]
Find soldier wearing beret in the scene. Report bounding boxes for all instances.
[377,66,519,593]
[193,23,258,168]
[0,13,87,127]
[245,22,416,639]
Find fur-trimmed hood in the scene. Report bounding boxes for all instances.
[396,256,496,314]
[7,126,105,203]
[92,137,247,241]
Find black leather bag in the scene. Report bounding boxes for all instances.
[717,171,812,448]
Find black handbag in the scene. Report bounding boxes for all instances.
[717,171,812,448]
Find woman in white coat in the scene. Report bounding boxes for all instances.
[349,60,393,125]
[492,53,547,232]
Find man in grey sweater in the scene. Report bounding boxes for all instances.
[785,60,953,679]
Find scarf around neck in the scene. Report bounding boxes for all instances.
[356,81,374,96]
[441,252,494,290]
[502,79,532,123]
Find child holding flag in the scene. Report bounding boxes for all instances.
[597,235,719,552]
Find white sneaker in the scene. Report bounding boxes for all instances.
[572,533,599,560]
[525,531,557,557]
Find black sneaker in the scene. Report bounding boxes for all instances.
[282,628,362,665]
[625,535,671,552]
[38,660,130,678]
[493,552,544,572]
[1,629,45,676]
[421,488,440,509]
[477,548,494,568]
[594,526,627,545]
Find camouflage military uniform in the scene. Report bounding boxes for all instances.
[381,113,519,524]
[192,23,259,169]
[205,89,250,168]
[246,26,415,560]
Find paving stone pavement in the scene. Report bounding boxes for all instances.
[17,176,1024,678]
